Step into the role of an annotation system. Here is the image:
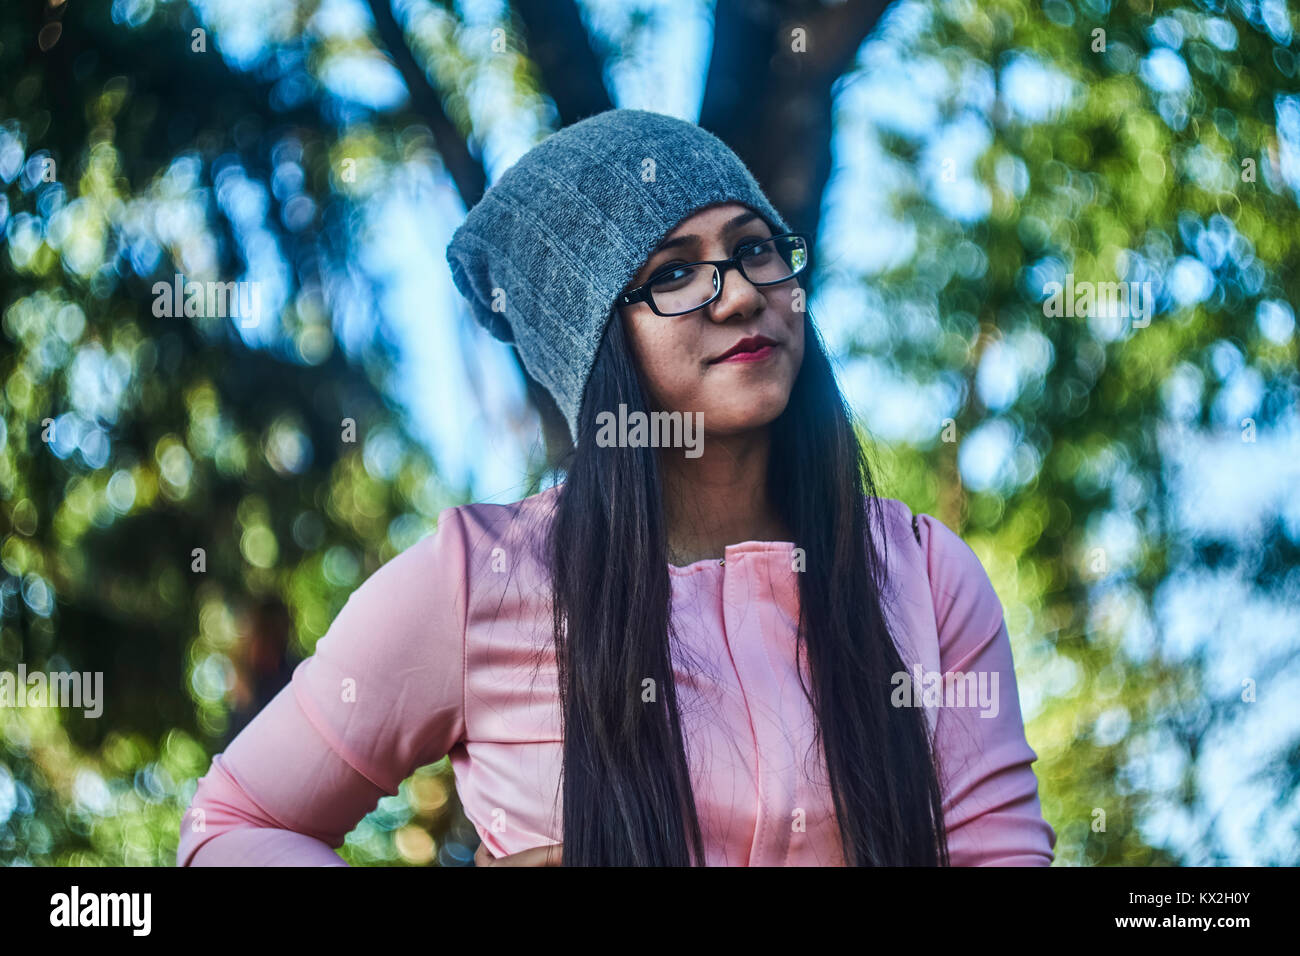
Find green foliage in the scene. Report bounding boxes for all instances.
[857,0,1298,864]
[0,0,470,865]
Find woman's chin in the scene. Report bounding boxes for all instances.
[697,401,791,437]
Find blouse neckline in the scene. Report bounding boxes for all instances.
[666,540,797,575]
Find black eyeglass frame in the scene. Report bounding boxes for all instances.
[616,231,811,317]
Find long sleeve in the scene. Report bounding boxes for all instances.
[177,506,470,866]
[915,513,1057,866]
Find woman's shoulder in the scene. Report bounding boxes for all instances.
[868,496,925,550]
[869,497,1005,647]
[437,484,560,583]
[447,484,561,539]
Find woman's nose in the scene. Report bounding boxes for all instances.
[704,263,765,323]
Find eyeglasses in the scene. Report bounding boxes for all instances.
[617,232,810,317]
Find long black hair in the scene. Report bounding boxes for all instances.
[546,305,950,866]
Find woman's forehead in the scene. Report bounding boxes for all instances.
[663,202,760,239]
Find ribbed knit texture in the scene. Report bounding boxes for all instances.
[445,108,790,443]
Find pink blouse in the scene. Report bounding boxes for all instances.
[176,487,1056,866]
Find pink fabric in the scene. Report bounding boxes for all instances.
[177,488,1056,866]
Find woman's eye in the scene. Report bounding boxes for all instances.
[650,263,689,283]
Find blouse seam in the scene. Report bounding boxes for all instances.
[448,505,471,747]
[753,570,795,866]
[941,615,1009,676]
[725,566,764,866]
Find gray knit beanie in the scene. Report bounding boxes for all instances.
[445,108,790,443]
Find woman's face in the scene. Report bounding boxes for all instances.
[616,202,805,437]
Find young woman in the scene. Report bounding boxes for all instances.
[177,109,1056,867]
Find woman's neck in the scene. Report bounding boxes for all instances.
[658,429,791,566]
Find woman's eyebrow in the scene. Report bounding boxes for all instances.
[649,210,762,255]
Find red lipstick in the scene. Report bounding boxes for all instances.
[709,335,778,364]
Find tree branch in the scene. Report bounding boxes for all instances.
[365,0,486,206]
[702,0,895,303]
[512,0,614,126]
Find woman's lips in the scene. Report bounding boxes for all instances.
[713,343,776,364]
